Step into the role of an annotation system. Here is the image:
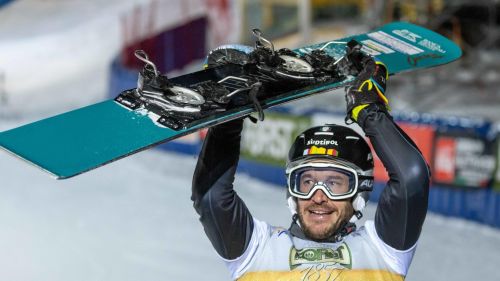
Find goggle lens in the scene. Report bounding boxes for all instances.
[289,165,357,200]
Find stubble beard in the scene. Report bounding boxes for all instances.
[297,211,340,241]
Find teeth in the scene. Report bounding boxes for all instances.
[311,210,330,215]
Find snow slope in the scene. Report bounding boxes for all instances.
[0,137,499,281]
[0,0,205,117]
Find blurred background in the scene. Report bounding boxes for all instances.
[1,0,499,280]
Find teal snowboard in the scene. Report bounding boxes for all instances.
[0,22,461,179]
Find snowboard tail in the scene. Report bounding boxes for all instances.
[0,22,462,179]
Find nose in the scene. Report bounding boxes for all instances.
[310,189,328,204]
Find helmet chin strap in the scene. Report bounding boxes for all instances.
[349,193,366,223]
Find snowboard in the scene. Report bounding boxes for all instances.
[0,22,461,179]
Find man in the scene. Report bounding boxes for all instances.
[192,50,430,280]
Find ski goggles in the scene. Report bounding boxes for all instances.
[287,162,359,200]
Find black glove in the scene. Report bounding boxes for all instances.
[345,54,389,122]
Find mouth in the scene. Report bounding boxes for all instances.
[309,209,333,215]
[305,209,335,226]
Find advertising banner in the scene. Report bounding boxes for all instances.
[225,109,498,192]
[433,136,456,184]
[433,131,496,188]
[241,112,311,166]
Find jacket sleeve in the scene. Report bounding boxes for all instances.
[191,119,254,260]
[357,104,430,250]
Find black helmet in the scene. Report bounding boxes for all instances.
[287,124,373,172]
[285,124,374,221]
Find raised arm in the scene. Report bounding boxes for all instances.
[358,105,430,250]
[346,55,430,250]
[191,119,254,259]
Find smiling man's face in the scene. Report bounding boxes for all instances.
[296,169,354,240]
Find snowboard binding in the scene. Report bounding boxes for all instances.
[114,31,365,130]
[249,28,316,80]
[333,40,369,76]
[115,50,212,129]
[133,50,205,110]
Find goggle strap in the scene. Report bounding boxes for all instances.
[357,175,374,191]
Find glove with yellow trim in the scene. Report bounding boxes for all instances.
[345,55,389,123]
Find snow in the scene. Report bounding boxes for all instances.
[0,138,499,281]
[0,0,206,118]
